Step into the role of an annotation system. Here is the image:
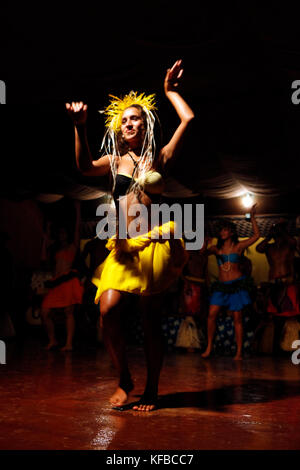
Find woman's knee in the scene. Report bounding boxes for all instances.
[40,308,51,320]
[100,290,123,318]
[100,303,116,319]
[208,305,220,319]
[233,311,243,325]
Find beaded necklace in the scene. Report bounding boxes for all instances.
[220,243,234,272]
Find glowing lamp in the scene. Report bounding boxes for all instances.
[241,193,254,208]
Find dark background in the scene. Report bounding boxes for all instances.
[1,1,300,215]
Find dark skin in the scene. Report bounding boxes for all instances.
[256,224,297,280]
[184,240,209,281]
[82,238,108,279]
[66,60,194,411]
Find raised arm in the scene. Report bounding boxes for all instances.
[237,204,260,251]
[200,236,218,256]
[159,60,195,167]
[65,102,111,176]
[256,232,272,253]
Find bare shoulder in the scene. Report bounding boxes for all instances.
[92,154,112,167]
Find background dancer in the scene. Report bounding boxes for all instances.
[201,204,259,360]
[256,221,299,353]
[40,203,84,351]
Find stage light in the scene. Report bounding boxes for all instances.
[241,193,254,208]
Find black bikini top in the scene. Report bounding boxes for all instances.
[113,152,164,203]
[113,152,138,201]
[114,174,133,201]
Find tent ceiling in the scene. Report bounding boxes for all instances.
[1,4,300,215]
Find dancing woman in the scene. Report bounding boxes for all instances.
[40,202,84,351]
[66,60,194,411]
[201,204,259,360]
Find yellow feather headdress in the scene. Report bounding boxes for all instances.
[104,91,157,132]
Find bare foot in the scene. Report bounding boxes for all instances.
[201,349,211,358]
[61,345,73,352]
[132,403,157,412]
[110,387,130,407]
[132,395,158,412]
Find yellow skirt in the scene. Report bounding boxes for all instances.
[92,221,188,303]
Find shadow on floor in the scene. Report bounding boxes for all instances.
[122,379,300,411]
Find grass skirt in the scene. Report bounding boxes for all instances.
[41,271,84,309]
[92,221,188,303]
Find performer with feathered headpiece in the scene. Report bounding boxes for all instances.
[66,60,194,412]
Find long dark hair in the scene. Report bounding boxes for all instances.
[216,220,239,249]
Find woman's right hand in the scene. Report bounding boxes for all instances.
[250,203,258,218]
[65,101,88,126]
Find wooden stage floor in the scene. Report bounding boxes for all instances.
[1,339,300,451]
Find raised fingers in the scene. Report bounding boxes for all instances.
[65,101,88,124]
[168,60,184,83]
[66,101,87,113]
[177,68,184,80]
[170,59,182,71]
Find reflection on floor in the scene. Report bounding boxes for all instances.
[0,339,300,450]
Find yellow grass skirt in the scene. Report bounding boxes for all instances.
[92,221,188,303]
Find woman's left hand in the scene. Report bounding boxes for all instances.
[164,60,184,94]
